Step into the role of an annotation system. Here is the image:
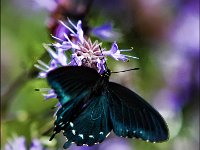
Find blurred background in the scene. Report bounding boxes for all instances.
[1,0,199,149]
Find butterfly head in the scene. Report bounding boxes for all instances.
[101,69,111,79]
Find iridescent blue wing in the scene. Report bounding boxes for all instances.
[62,90,112,148]
[47,66,101,140]
[47,66,100,105]
[108,82,169,142]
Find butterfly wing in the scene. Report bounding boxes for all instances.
[47,66,100,105]
[62,90,112,148]
[108,82,169,142]
[47,66,101,140]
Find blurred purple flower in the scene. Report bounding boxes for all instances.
[5,137,26,150]
[4,137,46,150]
[33,0,57,11]
[169,0,199,102]
[33,0,122,41]
[68,144,99,150]
[169,0,199,57]
[98,137,133,150]
[30,139,45,150]
[91,23,122,41]
[170,15,199,55]
[53,20,122,42]
[156,0,200,111]
[53,23,71,41]
[153,0,199,140]
[68,137,133,150]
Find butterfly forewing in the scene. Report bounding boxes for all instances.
[108,82,169,142]
[47,66,100,105]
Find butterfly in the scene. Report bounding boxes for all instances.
[47,66,169,149]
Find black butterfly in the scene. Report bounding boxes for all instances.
[47,66,169,149]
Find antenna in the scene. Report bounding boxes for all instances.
[111,68,139,73]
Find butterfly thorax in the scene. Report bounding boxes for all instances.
[88,69,111,96]
[100,69,111,80]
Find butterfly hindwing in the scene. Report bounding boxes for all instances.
[62,90,112,148]
[108,82,169,142]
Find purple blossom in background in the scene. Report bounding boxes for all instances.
[68,137,133,150]
[5,137,26,150]
[153,0,199,141]
[52,20,122,41]
[33,0,122,41]
[91,23,122,41]
[4,137,46,150]
[98,137,133,150]
[169,2,199,57]
[30,139,45,150]
[33,0,57,11]
[165,0,199,109]
[35,19,137,100]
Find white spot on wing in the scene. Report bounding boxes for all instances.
[72,130,76,135]
[78,134,84,139]
[70,122,74,127]
[99,132,103,135]
[89,135,94,138]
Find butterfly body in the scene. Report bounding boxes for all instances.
[47,66,169,149]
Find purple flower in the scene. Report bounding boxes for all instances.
[35,19,137,101]
[53,23,71,42]
[35,19,137,76]
[161,0,200,111]
[151,1,200,141]
[5,137,26,150]
[169,11,199,57]
[91,23,122,41]
[4,137,46,150]
[30,139,45,150]
[33,0,57,11]
[99,137,133,150]
[68,137,133,150]
[102,42,138,62]
[33,0,122,41]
